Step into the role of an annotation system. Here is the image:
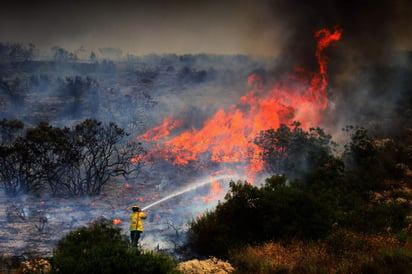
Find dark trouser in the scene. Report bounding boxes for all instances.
[130,230,142,247]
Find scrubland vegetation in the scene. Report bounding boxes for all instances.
[2,121,410,273]
[0,42,411,273]
[182,123,412,273]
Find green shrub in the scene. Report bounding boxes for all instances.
[360,248,412,274]
[186,210,232,258]
[259,178,334,241]
[254,123,337,181]
[186,177,335,258]
[324,229,365,255]
[342,201,410,233]
[0,254,22,273]
[51,218,179,274]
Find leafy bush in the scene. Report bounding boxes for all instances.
[342,201,410,233]
[254,122,337,181]
[186,174,410,259]
[186,176,335,258]
[0,254,22,273]
[324,229,367,256]
[51,218,179,274]
[360,248,412,274]
[258,176,334,241]
[342,126,395,197]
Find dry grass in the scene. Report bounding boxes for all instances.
[230,241,327,273]
[229,232,412,274]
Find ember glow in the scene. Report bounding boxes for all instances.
[140,26,342,181]
[113,219,122,225]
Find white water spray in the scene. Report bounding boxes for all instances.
[141,174,235,211]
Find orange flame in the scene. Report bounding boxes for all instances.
[113,219,122,225]
[135,197,145,202]
[139,27,342,180]
[194,176,225,203]
[140,116,182,141]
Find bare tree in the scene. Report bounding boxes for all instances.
[52,47,77,62]
[0,119,146,197]
[61,119,146,196]
[90,51,97,63]
[0,140,38,196]
[22,122,76,196]
[0,42,36,62]
[0,119,24,145]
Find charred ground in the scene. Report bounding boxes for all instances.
[0,41,411,273]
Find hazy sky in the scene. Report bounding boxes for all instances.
[1,0,411,57]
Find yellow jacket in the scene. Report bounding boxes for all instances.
[130,211,147,231]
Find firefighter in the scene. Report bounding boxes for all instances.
[130,204,147,247]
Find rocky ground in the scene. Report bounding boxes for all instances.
[177,257,235,274]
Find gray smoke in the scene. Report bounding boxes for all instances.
[1,0,411,257]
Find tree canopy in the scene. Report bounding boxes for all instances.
[0,119,146,197]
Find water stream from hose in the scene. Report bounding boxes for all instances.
[141,174,234,211]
